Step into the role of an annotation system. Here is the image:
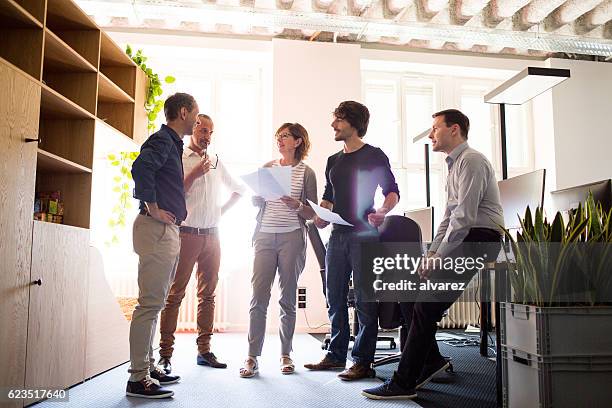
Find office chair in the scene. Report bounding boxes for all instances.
[373,215,454,375]
[306,218,411,351]
[372,215,422,364]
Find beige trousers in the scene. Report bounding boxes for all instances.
[128,214,180,381]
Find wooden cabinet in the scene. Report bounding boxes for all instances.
[25,222,89,405]
[0,58,40,408]
[0,0,148,404]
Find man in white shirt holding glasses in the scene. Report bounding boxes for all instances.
[158,114,245,373]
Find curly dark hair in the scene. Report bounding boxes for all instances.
[333,101,370,138]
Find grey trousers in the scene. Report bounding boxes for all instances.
[129,214,180,381]
[248,229,306,356]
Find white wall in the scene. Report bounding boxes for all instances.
[547,58,612,190]
[271,38,363,332]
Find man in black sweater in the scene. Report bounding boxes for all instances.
[304,101,400,380]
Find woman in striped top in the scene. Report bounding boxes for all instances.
[240,123,318,378]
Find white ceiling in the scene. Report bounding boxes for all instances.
[77,0,612,59]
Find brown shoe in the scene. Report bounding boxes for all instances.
[337,362,376,381]
[304,355,346,370]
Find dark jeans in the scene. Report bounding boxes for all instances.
[325,228,379,365]
[394,228,502,388]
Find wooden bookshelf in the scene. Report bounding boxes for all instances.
[2,0,148,402]
[40,84,95,120]
[43,28,97,73]
[98,72,134,103]
[14,0,45,24]
[42,71,98,115]
[46,0,98,30]
[100,31,135,68]
[0,1,43,80]
[38,118,95,169]
[0,0,43,28]
[97,102,135,138]
[37,148,92,174]
[46,0,100,68]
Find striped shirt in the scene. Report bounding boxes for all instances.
[260,161,306,233]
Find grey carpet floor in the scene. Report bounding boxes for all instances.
[375,333,497,408]
[35,333,422,408]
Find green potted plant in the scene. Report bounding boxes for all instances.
[500,194,612,408]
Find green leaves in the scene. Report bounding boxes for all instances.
[125,44,173,135]
[502,192,612,307]
[106,151,139,246]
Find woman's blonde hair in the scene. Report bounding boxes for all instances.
[276,122,311,161]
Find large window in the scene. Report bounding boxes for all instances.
[363,70,535,235]
[93,41,270,330]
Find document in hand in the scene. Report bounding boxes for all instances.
[241,166,292,200]
[307,200,353,226]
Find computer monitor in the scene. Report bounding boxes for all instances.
[498,169,546,230]
[404,207,434,243]
[551,179,612,214]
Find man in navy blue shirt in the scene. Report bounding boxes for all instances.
[126,93,199,399]
[304,101,400,380]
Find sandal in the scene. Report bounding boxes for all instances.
[239,357,258,378]
[280,356,295,375]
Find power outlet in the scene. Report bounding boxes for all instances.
[297,287,307,309]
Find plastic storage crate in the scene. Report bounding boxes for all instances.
[500,302,612,356]
[502,346,612,408]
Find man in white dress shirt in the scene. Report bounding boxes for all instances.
[157,114,245,372]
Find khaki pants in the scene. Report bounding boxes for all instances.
[248,229,306,357]
[129,214,180,382]
[159,231,221,357]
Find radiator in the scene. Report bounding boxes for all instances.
[439,292,480,328]
[439,281,496,329]
[175,277,230,332]
[111,275,230,332]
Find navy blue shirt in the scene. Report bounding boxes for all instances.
[322,144,400,231]
[132,124,187,222]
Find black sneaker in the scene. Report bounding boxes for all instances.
[362,378,417,400]
[416,359,450,389]
[158,357,172,374]
[126,376,174,399]
[197,352,228,369]
[150,366,181,385]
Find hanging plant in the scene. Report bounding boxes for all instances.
[105,151,139,246]
[126,45,176,133]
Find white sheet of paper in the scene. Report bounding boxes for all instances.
[307,200,353,226]
[241,166,291,200]
[261,166,291,197]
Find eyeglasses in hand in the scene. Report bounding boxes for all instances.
[203,152,219,169]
